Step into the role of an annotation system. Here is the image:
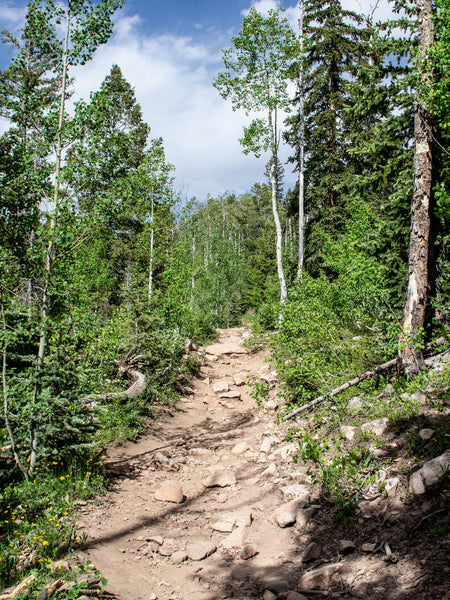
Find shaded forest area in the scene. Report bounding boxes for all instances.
[0,0,449,593]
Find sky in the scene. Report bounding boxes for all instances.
[0,0,398,203]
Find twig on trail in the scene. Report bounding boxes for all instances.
[411,508,446,532]
[283,347,449,421]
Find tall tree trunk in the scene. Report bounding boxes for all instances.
[268,109,288,307]
[297,0,305,279]
[30,11,70,473]
[399,0,434,375]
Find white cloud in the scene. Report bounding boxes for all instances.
[71,15,283,202]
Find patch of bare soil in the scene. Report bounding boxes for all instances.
[76,328,449,600]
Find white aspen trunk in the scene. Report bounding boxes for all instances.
[297,0,305,279]
[30,12,70,473]
[148,192,154,302]
[400,0,434,376]
[268,109,288,306]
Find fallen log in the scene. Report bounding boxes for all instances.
[80,357,146,407]
[283,347,449,421]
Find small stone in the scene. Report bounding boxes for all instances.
[147,535,164,545]
[187,541,217,561]
[203,471,236,488]
[265,400,278,411]
[298,564,341,590]
[154,482,184,503]
[272,498,306,528]
[411,390,427,402]
[339,540,355,554]
[384,384,395,395]
[213,381,230,393]
[361,543,376,552]
[286,592,308,600]
[361,418,389,437]
[348,396,363,410]
[340,425,356,441]
[50,560,70,572]
[158,543,173,557]
[171,551,187,564]
[302,542,321,563]
[260,437,275,453]
[281,483,310,500]
[419,428,435,441]
[233,374,247,386]
[263,592,277,600]
[211,519,234,533]
[231,442,249,454]
[240,544,258,560]
[220,391,242,399]
[385,477,399,495]
[265,580,290,594]
[220,525,246,549]
[261,463,277,478]
[295,507,316,529]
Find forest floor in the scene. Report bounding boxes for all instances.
[76,328,449,600]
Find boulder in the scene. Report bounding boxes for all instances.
[409,449,450,495]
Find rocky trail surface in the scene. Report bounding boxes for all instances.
[77,328,449,600]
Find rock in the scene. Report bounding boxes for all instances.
[206,342,247,355]
[286,593,308,600]
[361,543,376,552]
[281,483,310,500]
[261,463,277,478]
[213,381,230,393]
[419,428,435,441]
[203,471,236,488]
[231,442,249,454]
[265,580,290,594]
[295,507,316,529]
[385,477,399,495]
[263,592,277,600]
[171,551,187,564]
[233,374,247,386]
[361,417,389,437]
[298,564,341,590]
[409,448,450,495]
[211,519,235,533]
[411,390,427,402]
[340,425,356,441]
[147,535,164,545]
[158,542,174,557]
[265,400,279,411]
[260,437,275,453]
[240,544,258,560]
[50,560,70,572]
[154,482,184,503]
[339,540,355,554]
[272,498,307,528]
[302,542,321,563]
[220,391,242,399]
[260,371,277,384]
[187,541,217,561]
[384,383,395,395]
[219,525,246,549]
[348,396,363,410]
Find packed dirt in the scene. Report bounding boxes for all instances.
[77,328,450,600]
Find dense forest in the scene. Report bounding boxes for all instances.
[0,0,449,591]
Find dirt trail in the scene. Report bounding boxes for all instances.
[77,328,449,600]
[78,327,301,600]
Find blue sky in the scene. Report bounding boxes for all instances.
[0,0,397,202]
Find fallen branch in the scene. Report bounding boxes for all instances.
[283,348,449,421]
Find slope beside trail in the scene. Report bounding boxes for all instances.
[77,327,302,600]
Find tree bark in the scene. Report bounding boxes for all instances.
[400,0,434,376]
[297,0,305,279]
[268,109,288,306]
